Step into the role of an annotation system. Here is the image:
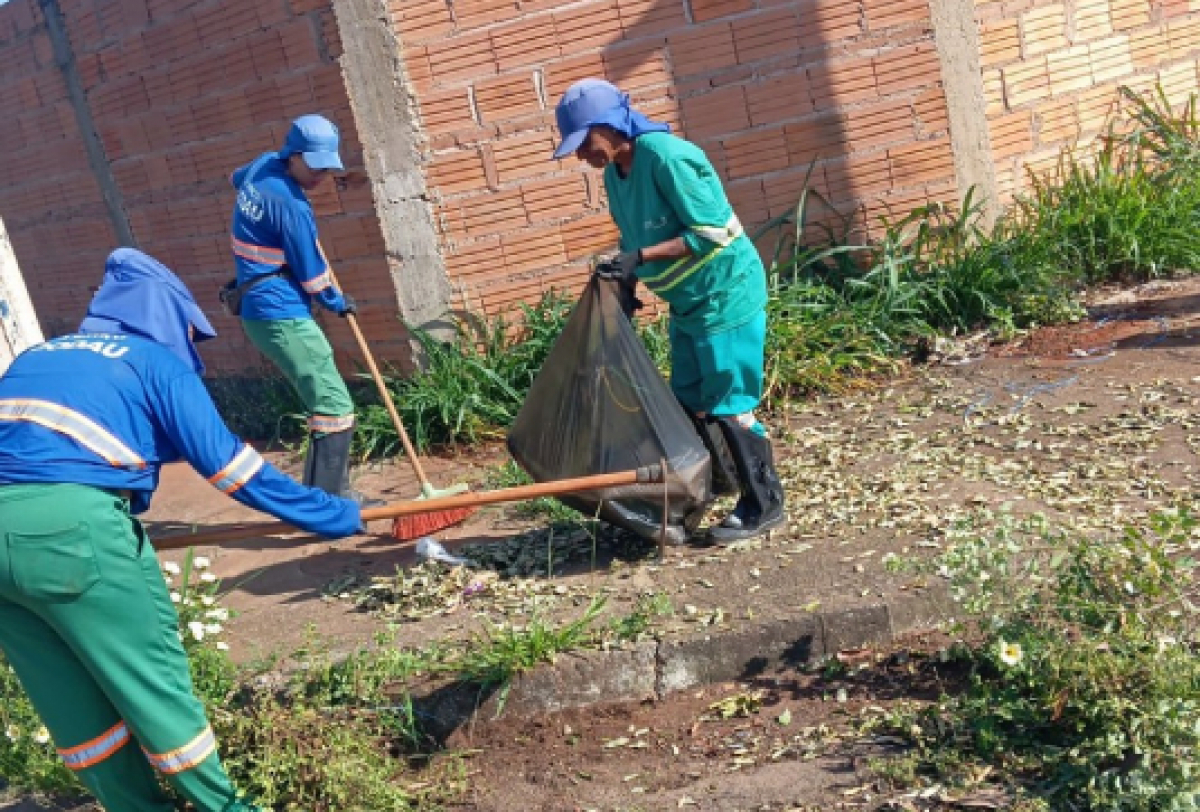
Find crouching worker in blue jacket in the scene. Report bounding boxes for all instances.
[0,247,361,812]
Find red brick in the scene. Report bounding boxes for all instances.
[872,43,940,97]
[560,213,620,260]
[800,1,863,44]
[783,112,846,165]
[1110,0,1152,29]
[681,84,749,139]
[492,130,556,183]
[491,16,561,72]
[980,19,1021,66]
[1127,26,1167,68]
[668,22,736,77]
[887,137,953,184]
[458,187,528,237]
[1167,17,1200,59]
[428,149,488,195]
[615,0,687,36]
[1045,44,1092,96]
[808,55,877,107]
[426,31,497,84]
[1002,57,1049,107]
[691,0,754,23]
[552,2,622,52]
[454,0,522,30]
[732,8,801,64]
[473,72,541,124]
[522,176,589,223]
[722,126,790,179]
[501,227,567,273]
[989,112,1033,158]
[603,39,672,91]
[1034,97,1077,144]
[1020,4,1067,56]
[824,152,893,201]
[544,53,606,99]
[913,86,948,135]
[863,0,929,30]
[844,98,916,149]
[745,72,814,126]
[418,86,477,133]
[389,0,454,44]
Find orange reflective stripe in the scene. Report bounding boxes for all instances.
[230,236,285,266]
[0,399,146,469]
[300,270,333,294]
[144,726,216,775]
[207,444,264,494]
[58,722,130,771]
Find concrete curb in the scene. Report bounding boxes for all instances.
[413,585,950,741]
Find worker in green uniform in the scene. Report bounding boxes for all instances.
[0,248,363,811]
[550,77,785,543]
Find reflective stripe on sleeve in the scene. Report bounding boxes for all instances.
[58,721,131,771]
[207,444,264,494]
[143,726,217,775]
[230,236,285,267]
[638,214,744,294]
[300,270,333,294]
[0,399,146,469]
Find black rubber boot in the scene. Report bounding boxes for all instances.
[706,420,786,544]
[303,431,383,508]
[687,412,740,497]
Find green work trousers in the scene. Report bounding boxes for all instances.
[0,483,259,812]
[241,316,355,435]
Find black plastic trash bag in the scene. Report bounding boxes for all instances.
[507,276,712,544]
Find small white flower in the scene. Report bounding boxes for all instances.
[1157,636,1178,653]
[5,724,19,741]
[33,726,50,745]
[979,570,991,582]
[162,561,181,575]
[193,556,211,570]
[206,608,229,621]
[998,639,1024,667]
[169,592,181,604]
[1124,580,1136,595]
[204,623,223,635]
[201,596,216,607]
[163,574,174,585]
[188,621,206,641]
[216,642,230,651]
[199,572,217,583]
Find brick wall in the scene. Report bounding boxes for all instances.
[0,0,396,374]
[979,0,1200,200]
[393,0,956,321]
[0,0,111,338]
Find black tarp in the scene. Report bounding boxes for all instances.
[507,277,711,544]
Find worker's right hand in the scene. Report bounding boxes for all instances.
[337,294,357,317]
[594,250,641,281]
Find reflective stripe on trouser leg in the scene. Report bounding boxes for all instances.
[241,317,355,435]
[0,484,260,812]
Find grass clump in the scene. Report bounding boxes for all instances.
[872,509,1200,810]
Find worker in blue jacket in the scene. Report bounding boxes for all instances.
[551,78,785,543]
[0,247,361,812]
[227,113,377,505]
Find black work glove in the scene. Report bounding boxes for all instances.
[337,294,357,317]
[594,249,642,281]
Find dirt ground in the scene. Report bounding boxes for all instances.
[9,277,1200,812]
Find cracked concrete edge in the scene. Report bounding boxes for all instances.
[411,585,951,741]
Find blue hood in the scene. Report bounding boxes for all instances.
[80,248,217,374]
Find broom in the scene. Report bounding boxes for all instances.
[328,267,474,539]
[152,465,666,550]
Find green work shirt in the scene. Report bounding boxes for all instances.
[604,131,767,335]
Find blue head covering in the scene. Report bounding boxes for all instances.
[552,78,671,159]
[80,248,217,374]
[278,114,344,171]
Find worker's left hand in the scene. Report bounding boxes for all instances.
[337,294,357,317]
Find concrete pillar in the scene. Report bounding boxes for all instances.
[38,0,136,247]
[0,218,46,374]
[330,0,453,338]
[929,0,1002,228]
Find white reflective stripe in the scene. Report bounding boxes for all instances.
[144,726,216,775]
[301,270,333,294]
[59,722,130,771]
[0,399,146,469]
[689,214,743,247]
[208,444,264,494]
[308,414,355,433]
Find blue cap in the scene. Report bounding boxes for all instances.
[552,78,625,159]
[280,114,344,171]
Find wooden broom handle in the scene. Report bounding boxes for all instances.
[152,465,665,551]
[326,265,433,489]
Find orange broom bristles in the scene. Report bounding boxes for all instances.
[391,506,476,541]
